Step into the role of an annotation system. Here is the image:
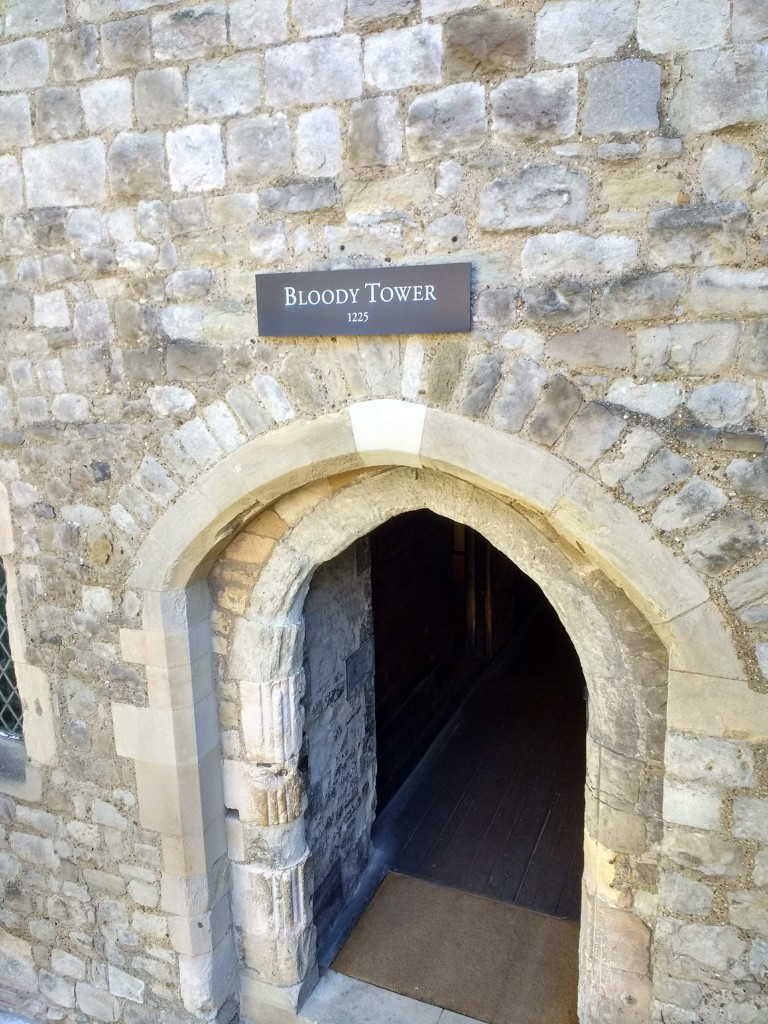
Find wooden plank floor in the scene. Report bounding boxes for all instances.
[373,602,586,921]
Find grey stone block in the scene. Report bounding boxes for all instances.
[169,196,208,233]
[700,138,756,202]
[445,10,531,81]
[35,87,82,140]
[475,287,518,327]
[523,280,591,325]
[522,231,636,282]
[260,183,338,214]
[0,38,49,92]
[637,0,728,54]
[492,69,577,141]
[548,326,631,370]
[347,0,415,24]
[733,0,768,41]
[651,477,727,532]
[636,321,740,377]
[687,381,757,428]
[527,375,582,447]
[479,167,588,231]
[348,96,401,167]
[5,0,66,36]
[623,448,693,506]
[152,5,227,60]
[51,26,100,82]
[670,45,768,135]
[226,115,291,187]
[536,0,634,64]
[601,272,681,323]
[659,873,713,917]
[558,403,625,469]
[726,456,768,500]
[296,108,341,177]
[605,380,683,419]
[135,68,185,128]
[733,797,768,843]
[649,202,748,267]
[188,55,261,119]
[723,560,768,613]
[166,342,222,381]
[229,0,288,48]
[459,351,503,417]
[81,78,133,133]
[583,60,661,136]
[493,357,548,433]
[0,289,31,329]
[23,138,106,208]
[108,133,166,200]
[683,510,765,576]
[690,268,768,317]
[667,734,755,789]
[166,269,212,301]
[407,83,487,161]
[426,214,467,253]
[266,36,362,108]
[0,95,32,150]
[292,0,344,36]
[249,222,288,265]
[102,17,151,71]
[167,124,224,193]
[364,25,442,91]
[0,156,23,214]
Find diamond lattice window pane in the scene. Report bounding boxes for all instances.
[0,562,23,738]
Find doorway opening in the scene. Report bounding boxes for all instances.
[301,509,586,1023]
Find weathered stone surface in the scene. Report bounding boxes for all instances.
[668,734,755,789]
[76,982,119,1022]
[52,26,100,82]
[296,108,341,178]
[637,0,728,54]
[250,222,288,265]
[266,36,362,107]
[662,922,747,972]
[664,778,721,830]
[724,560,768,616]
[523,281,591,325]
[406,84,487,161]
[188,55,260,119]
[5,0,66,36]
[601,273,681,323]
[292,0,344,36]
[36,87,82,140]
[0,929,37,994]
[733,0,768,41]
[108,133,166,199]
[687,382,757,428]
[364,25,442,91]
[135,68,185,128]
[229,0,288,47]
[475,288,518,327]
[0,156,24,214]
[0,38,49,92]
[733,797,768,843]
[583,60,661,136]
[227,115,291,187]
[459,352,503,418]
[23,139,106,208]
[492,357,548,432]
[527,375,582,446]
[492,69,577,141]
[624,448,693,506]
[348,97,401,167]
[261,183,338,213]
[670,46,768,135]
[0,95,32,151]
[727,457,768,500]
[652,478,727,532]
[480,167,588,231]
[659,872,713,917]
[102,17,152,70]
[683,510,765,576]
[152,5,226,60]
[701,139,756,202]
[445,10,530,81]
[605,380,683,419]
[347,0,415,24]
[167,124,224,192]
[522,232,636,282]
[664,826,743,878]
[730,892,768,933]
[689,269,768,317]
[558,403,625,468]
[536,0,634,64]
[548,327,632,370]
[426,214,467,253]
[649,203,748,267]
[81,78,133,133]
[636,321,739,377]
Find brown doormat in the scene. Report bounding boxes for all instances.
[332,873,579,1024]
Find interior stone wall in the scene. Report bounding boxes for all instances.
[0,0,767,1022]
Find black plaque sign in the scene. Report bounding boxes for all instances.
[256,263,471,337]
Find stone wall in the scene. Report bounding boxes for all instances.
[0,0,767,1022]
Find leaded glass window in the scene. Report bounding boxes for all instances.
[0,561,22,738]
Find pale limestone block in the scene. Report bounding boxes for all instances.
[34,290,69,329]
[729,892,768,933]
[687,381,757,428]
[492,68,577,141]
[733,797,768,843]
[651,478,727,533]
[23,138,106,208]
[422,0,474,13]
[522,232,636,282]
[0,156,23,214]
[296,108,342,178]
[637,0,728,54]
[349,398,426,467]
[5,0,66,36]
[661,922,747,973]
[229,0,288,48]
[663,780,722,831]
[151,5,227,61]
[700,138,756,202]
[188,55,261,118]
[0,928,38,994]
[265,36,362,108]
[135,67,185,128]
[0,95,32,151]
[480,166,588,231]
[668,674,768,742]
[583,60,661,136]
[605,379,683,419]
[167,124,224,193]
[252,375,293,423]
[536,0,634,64]
[406,83,486,161]
[81,78,133,133]
[226,114,291,187]
[0,39,50,92]
[733,0,768,41]
[364,24,442,91]
[636,321,739,377]
[663,825,744,877]
[670,45,768,135]
[689,268,768,316]
[659,872,713,917]
[292,0,345,36]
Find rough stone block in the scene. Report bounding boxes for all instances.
[522,231,636,282]
[0,39,49,92]
[664,826,743,877]
[347,0,415,23]
[670,45,768,135]
[291,0,344,36]
[108,132,166,199]
[102,17,151,70]
[260,183,338,213]
[426,214,467,253]
[35,87,82,140]
[601,272,681,322]
[536,0,634,64]
[701,138,756,203]
[0,156,24,214]
[726,456,768,500]
[649,203,748,267]
[266,36,362,107]
[659,872,713,917]
[729,892,768,933]
[249,222,288,265]
[81,78,133,133]
[34,290,70,329]
[0,95,32,151]
[296,107,341,178]
[548,326,632,370]
[167,124,224,193]
[226,115,291,187]
[623,448,693,506]
[523,281,591,325]
[152,6,226,60]
[583,60,661,136]
[605,380,683,419]
[527,375,582,447]
[23,138,106,208]
[492,357,548,432]
[733,0,768,41]
[480,167,588,231]
[492,69,577,141]
[558,403,625,469]
[690,268,768,317]
[5,0,66,36]
[445,10,530,81]
[76,982,119,1023]
[135,68,185,128]
[52,26,100,82]
[687,381,756,428]
[364,25,442,91]
[348,96,401,167]
[475,287,518,327]
[637,0,728,54]
[407,83,486,161]
[663,780,722,831]
[683,510,765,576]
[652,478,727,532]
[667,734,755,788]
[459,352,504,418]
[636,321,740,377]
[733,797,768,843]
[229,0,288,48]
[188,55,260,118]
